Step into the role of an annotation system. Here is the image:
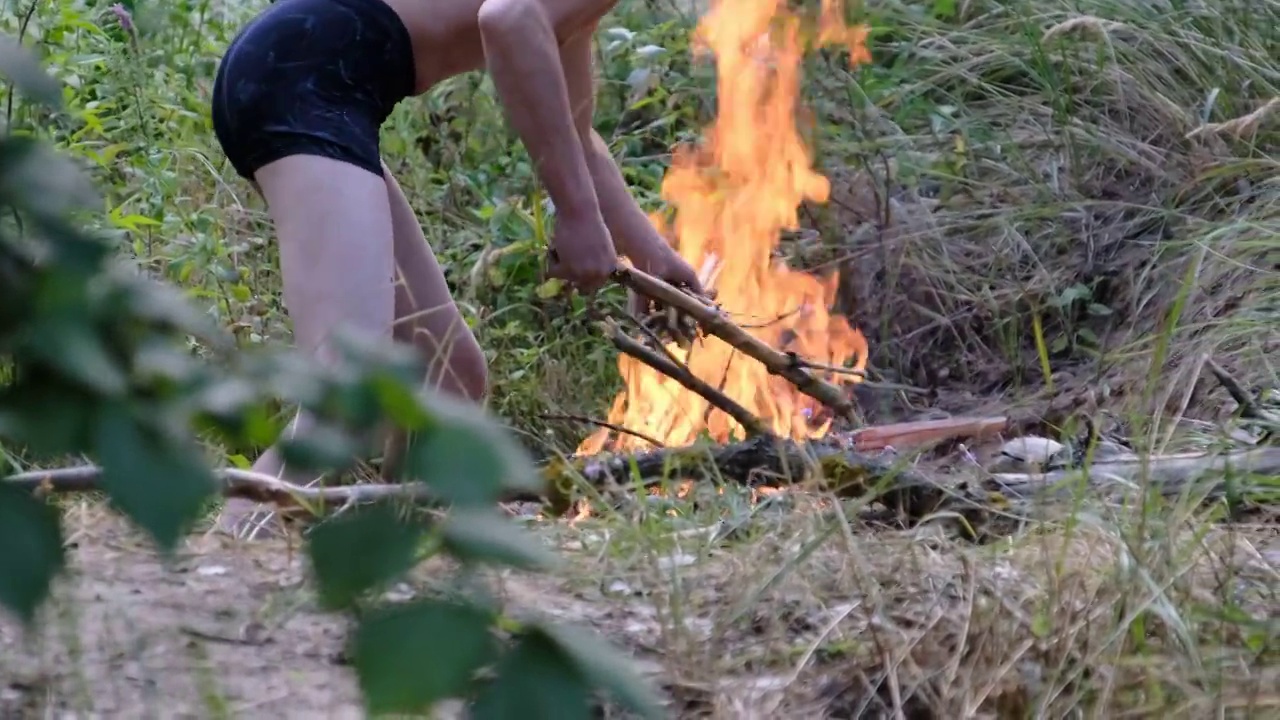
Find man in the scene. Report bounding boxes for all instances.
[210,0,704,537]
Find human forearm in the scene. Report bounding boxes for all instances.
[478,0,601,221]
[582,129,665,263]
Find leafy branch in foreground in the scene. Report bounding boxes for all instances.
[0,35,661,719]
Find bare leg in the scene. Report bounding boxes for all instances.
[385,163,487,402]
[215,155,397,540]
[381,164,488,478]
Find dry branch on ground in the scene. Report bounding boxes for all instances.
[8,440,1277,539]
[988,446,1280,498]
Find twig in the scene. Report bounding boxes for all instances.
[790,357,866,377]
[535,412,666,449]
[621,309,686,367]
[612,266,862,423]
[848,416,1008,452]
[599,319,771,439]
[1207,359,1259,416]
[1207,358,1276,437]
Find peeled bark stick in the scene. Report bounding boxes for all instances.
[600,319,770,440]
[612,266,860,423]
[13,444,1274,535]
[849,416,1009,452]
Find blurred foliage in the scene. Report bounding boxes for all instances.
[0,20,661,717]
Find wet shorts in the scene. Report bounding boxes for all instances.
[211,0,416,180]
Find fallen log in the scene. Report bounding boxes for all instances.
[543,434,955,517]
[6,443,1275,534]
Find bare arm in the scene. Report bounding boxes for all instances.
[561,27,664,262]
[476,0,602,221]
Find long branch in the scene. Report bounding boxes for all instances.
[600,319,770,439]
[612,266,861,422]
[6,445,1277,531]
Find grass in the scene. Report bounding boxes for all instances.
[1,0,1277,716]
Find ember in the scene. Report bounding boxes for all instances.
[580,0,873,454]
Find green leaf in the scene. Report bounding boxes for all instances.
[0,483,65,625]
[0,35,63,107]
[535,278,565,299]
[369,372,432,430]
[470,630,593,720]
[0,138,98,224]
[403,422,507,505]
[0,379,97,456]
[30,319,128,396]
[278,422,363,475]
[537,622,665,720]
[93,404,217,552]
[315,378,385,431]
[306,503,424,610]
[403,391,540,504]
[1031,610,1051,638]
[440,508,558,572]
[353,598,498,714]
[119,271,226,344]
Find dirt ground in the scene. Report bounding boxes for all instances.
[0,505,665,719]
[1,507,370,718]
[3,493,1278,719]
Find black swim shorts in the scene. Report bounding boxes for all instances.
[211,0,416,180]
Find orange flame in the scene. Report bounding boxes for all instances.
[579,0,872,455]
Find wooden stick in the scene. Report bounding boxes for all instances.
[600,319,770,439]
[8,465,437,510]
[1207,358,1277,440]
[535,413,667,448]
[2,439,943,520]
[988,446,1280,498]
[611,266,861,423]
[553,434,947,517]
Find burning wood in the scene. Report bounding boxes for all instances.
[612,267,863,424]
[597,316,770,439]
[601,267,1011,455]
[577,0,875,455]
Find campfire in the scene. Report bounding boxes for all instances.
[579,0,873,454]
